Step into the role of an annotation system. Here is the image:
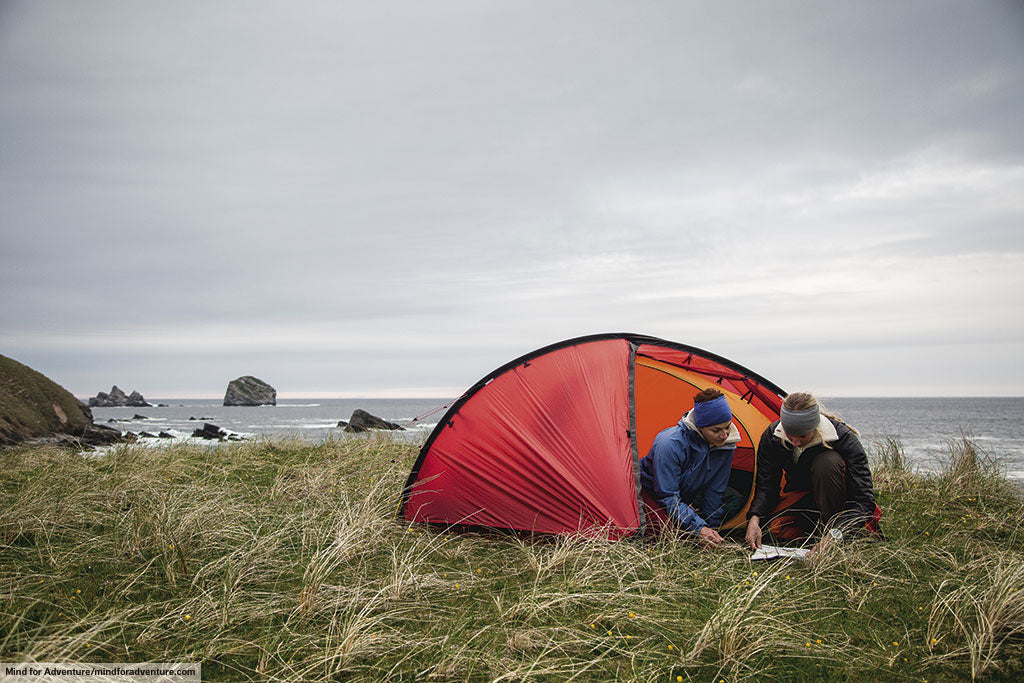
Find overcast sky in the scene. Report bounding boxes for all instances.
[2,1,1022,399]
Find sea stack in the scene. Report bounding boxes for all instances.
[223,376,277,406]
[88,386,152,407]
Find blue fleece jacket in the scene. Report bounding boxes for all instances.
[639,413,736,532]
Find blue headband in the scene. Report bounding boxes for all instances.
[692,395,732,427]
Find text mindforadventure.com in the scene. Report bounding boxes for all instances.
[2,662,200,682]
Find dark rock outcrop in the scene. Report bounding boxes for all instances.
[342,409,405,433]
[127,391,149,406]
[88,386,152,407]
[192,422,228,440]
[223,376,276,407]
[0,354,132,447]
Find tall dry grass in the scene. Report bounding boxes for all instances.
[1,432,1022,681]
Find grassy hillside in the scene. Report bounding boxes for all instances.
[0,354,93,445]
[1,435,1021,681]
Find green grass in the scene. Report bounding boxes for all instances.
[1,434,1022,681]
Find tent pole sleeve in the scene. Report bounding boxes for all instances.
[628,341,646,534]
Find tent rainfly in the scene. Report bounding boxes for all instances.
[400,333,786,539]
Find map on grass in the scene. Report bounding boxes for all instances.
[750,544,811,561]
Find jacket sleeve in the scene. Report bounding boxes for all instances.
[834,428,877,528]
[748,427,783,520]
[648,438,708,533]
[700,448,734,529]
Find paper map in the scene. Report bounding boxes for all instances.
[750,544,811,561]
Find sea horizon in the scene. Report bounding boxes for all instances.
[78,393,1024,402]
[83,397,1024,482]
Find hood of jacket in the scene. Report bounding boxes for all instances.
[773,414,840,460]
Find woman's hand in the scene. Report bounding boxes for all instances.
[698,526,724,546]
[745,516,762,550]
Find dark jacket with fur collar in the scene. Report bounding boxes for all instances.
[748,416,877,527]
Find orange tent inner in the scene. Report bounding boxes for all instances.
[634,357,773,529]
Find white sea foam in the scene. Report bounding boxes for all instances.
[256,424,324,429]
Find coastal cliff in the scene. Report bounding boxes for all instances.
[0,354,124,447]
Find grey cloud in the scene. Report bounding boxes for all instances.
[2,1,1022,396]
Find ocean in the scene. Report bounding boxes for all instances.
[87,396,1024,482]
[88,398,451,444]
[822,397,1024,482]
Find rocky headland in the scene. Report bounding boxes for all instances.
[0,354,128,448]
[224,376,277,406]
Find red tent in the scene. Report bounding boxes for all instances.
[400,333,785,539]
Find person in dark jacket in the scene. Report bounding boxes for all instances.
[745,392,879,550]
[640,388,741,547]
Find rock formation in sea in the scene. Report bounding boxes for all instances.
[223,376,277,406]
[88,386,152,407]
[192,422,228,440]
[0,354,131,447]
[340,408,405,433]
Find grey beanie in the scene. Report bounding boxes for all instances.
[780,403,820,435]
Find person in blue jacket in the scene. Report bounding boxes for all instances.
[640,388,740,546]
